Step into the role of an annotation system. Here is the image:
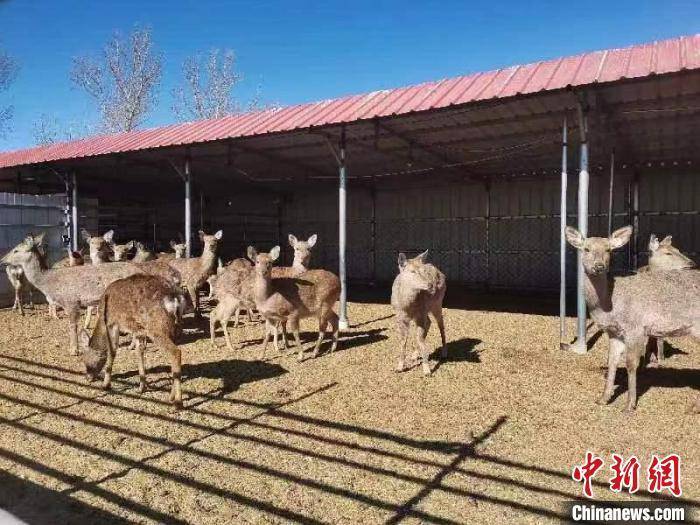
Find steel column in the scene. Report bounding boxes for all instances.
[338,129,349,330]
[632,171,640,270]
[559,117,568,348]
[608,149,615,236]
[71,172,78,251]
[572,102,589,355]
[184,157,192,258]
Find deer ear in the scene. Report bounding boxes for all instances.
[288,234,298,247]
[649,234,659,251]
[214,230,223,240]
[198,230,205,241]
[81,229,91,243]
[170,240,177,249]
[660,235,673,247]
[609,225,633,249]
[247,246,257,261]
[126,241,135,250]
[398,252,407,269]
[34,232,46,246]
[565,226,585,249]
[269,246,280,261]
[416,249,429,263]
[102,230,114,244]
[307,234,317,248]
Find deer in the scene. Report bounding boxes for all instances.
[565,225,700,413]
[78,274,186,408]
[391,250,447,376]
[639,234,697,365]
[3,243,50,316]
[1,233,144,355]
[81,229,114,264]
[110,240,135,262]
[132,242,156,262]
[167,230,222,317]
[248,245,340,361]
[48,248,85,318]
[158,240,187,260]
[209,263,256,351]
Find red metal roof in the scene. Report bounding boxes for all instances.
[1,34,699,169]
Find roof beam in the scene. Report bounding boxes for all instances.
[232,142,332,178]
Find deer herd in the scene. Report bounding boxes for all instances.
[0,223,698,414]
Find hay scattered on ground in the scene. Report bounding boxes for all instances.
[0,298,697,524]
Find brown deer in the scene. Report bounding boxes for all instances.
[157,240,187,260]
[391,250,447,375]
[640,234,697,365]
[132,242,156,262]
[52,248,85,268]
[565,225,700,413]
[248,246,340,361]
[3,242,50,316]
[1,234,143,355]
[167,230,222,317]
[78,274,185,408]
[209,263,256,351]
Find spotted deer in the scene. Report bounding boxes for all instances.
[81,229,113,264]
[1,234,144,355]
[248,245,340,360]
[3,242,50,316]
[158,240,187,260]
[566,226,700,413]
[79,274,186,408]
[391,250,447,375]
[110,240,135,262]
[640,234,697,365]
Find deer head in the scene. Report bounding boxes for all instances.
[648,234,696,271]
[565,225,632,276]
[288,233,317,268]
[111,240,134,261]
[79,329,106,381]
[1,233,45,266]
[397,249,435,292]
[169,240,187,258]
[199,230,223,254]
[81,229,113,258]
[248,245,280,278]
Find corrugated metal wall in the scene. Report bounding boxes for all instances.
[0,193,66,306]
[276,168,696,290]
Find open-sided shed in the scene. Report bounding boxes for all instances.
[1,34,699,349]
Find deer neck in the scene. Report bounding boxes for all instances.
[291,257,308,274]
[18,253,45,288]
[253,270,273,305]
[198,246,217,273]
[584,271,613,314]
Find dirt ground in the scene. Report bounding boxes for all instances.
[0,294,698,524]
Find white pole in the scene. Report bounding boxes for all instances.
[184,157,192,258]
[338,129,349,330]
[608,149,615,236]
[572,102,589,355]
[559,117,568,348]
[71,172,78,252]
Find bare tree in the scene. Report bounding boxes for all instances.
[71,26,162,133]
[172,49,245,121]
[0,45,19,136]
[32,114,94,145]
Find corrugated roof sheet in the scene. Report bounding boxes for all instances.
[1,34,699,169]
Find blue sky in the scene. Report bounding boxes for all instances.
[0,0,698,151]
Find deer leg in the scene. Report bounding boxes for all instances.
[222,312,237,352]
[598,337,625,405]
[233,307,240,328]
[272,321,280,352]
[260,319,273,359]
[656,338,665,363]
[247,309,254,323]
[624,342,644,413]
[135,338,147,393]
[416,317,433,376]
[156,335,182,408]
[67,305,80,356]
[102,325,119,390]
[288,318,304,361]
[190,287,201,318]
[209,306,219,347]
[328,311,340,353]
[28,288,34,310]
[395,316,410,372]
[431,306,447,358]
[688,394,700,414]
[312,314,328,358]
[16,287,24,316]
[84,306,93,329]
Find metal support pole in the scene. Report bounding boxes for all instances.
[608,149,615,236]
[370,182,377,286]
[71,172,78,251]
[338,129,349,330]
[184,157,192,258]
[559,117,568,348]
[632,171,640,270]
[199,191,205,232]
[572,101,589,354]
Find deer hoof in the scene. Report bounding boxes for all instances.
[422,363,433,376]
[623,405,636,415]
[596,395,611,406]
